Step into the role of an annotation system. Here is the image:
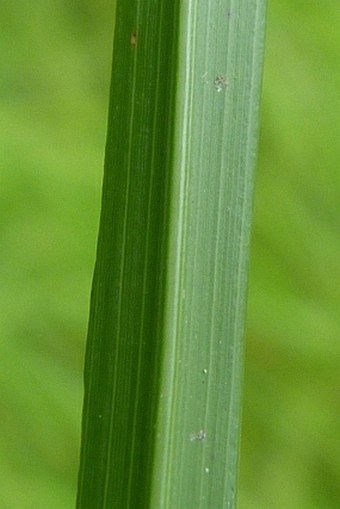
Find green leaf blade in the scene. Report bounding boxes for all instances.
[76,1,179,507]
[76,1,266,508]
[151,1,266,507]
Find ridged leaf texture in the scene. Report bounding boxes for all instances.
[76,1,266,508]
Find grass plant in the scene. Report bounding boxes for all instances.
[76,1,266,507]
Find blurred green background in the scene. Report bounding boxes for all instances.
[1,1,339,508]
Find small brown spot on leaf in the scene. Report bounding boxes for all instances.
[131,31,137,47]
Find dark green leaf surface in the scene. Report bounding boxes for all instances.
[76,1,265,508]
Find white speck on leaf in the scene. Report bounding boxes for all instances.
[190,430,207,441]
[214,74,228,92]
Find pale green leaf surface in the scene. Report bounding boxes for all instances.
[151,1,266,508]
